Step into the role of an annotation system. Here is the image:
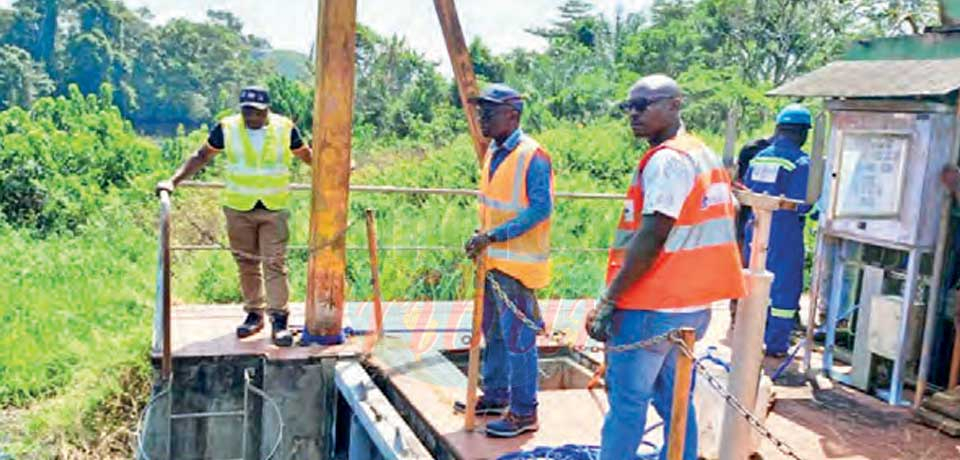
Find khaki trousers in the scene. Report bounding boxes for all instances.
[223,206,290,314]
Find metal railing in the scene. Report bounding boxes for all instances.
[136,369,284,460]
[154,180,622,383]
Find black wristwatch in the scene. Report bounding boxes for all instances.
[485,231,498,243]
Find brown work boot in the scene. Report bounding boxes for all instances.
[270,312,293,347]
[236,312,264,338]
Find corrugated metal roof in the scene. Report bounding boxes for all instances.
[768,58,960,97]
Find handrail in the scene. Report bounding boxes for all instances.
[169,244,609,253]
[156,190,172,381]
[155,180,616,377]
[178,180,622,201]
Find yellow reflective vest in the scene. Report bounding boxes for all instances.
[479,135,553,290]
[221,113,294,211]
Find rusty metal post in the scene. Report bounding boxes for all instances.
[434,0,488,164]
[666,328,696,460]
[365,209,384,342]
[303,0,357,345]
[464,258,486,431]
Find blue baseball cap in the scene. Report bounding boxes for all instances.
[776,103,811,127]
[239,86,270,110]
[468,83,524,113]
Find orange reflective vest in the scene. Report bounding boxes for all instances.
[479,135,553,290]
[606,130,746,310]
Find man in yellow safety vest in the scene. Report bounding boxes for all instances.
[156,86,312,347]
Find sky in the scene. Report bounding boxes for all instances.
[0,0,654,73]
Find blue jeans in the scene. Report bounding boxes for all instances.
[600,308,711,460]
[481,270,541,417]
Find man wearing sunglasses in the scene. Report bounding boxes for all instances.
[456,84,554,438]
[586,75,745,460]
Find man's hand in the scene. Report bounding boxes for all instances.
[585,295,616,342]
[155,179,175,197]
[464,231,492,259]
[942,165,960,195]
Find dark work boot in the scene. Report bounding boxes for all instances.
[270,312,294,347]
[236,312,264,338]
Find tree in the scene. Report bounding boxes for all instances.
[0,44,53,109]
[468,37,505,83]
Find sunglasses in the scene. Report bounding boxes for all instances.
[477,103,516,118]
[618,96,671,114]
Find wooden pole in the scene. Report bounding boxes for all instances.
[806,112,827,205]
[464,258,486,431]
[949,316,960,390]
[666,328,697,460]
[722,105,738,174]
[305,0,357,344]
[434,0,489,164]
[365,209,384,342]
[434,0,493,431]
[721,191,797,460]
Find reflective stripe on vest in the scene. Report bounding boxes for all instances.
[479,135,553,290]
[770,307,796,319]
[222,113,294,210]
[605,130,746,310]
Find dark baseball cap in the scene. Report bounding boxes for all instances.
[468,83,524,113]
[239,86,270,110]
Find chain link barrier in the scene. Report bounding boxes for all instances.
[670,337,807,460]
[541,323,808,460]
[485,272,547,334]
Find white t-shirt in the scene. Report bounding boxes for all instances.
[640,148,709,313]
[245,128,267,153]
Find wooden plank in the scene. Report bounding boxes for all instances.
[915,406,960,437]
[850,266,883,390]
[306,0,357,338]
[923,388,960,421]
[335,360,433,459]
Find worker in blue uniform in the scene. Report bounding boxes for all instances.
[742,104,813,357]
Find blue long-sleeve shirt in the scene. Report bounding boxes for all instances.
[486,128,553,242]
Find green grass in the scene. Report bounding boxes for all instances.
[0,192,156,456]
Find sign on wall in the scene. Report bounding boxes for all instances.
[834,131,910,219]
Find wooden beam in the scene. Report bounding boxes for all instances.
[666,328,696,460]
[365,209,384,345]
[464,259,486,431]
[305,0,357,343]
[434,0,488,164]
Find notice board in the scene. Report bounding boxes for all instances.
[834,131,910,219]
